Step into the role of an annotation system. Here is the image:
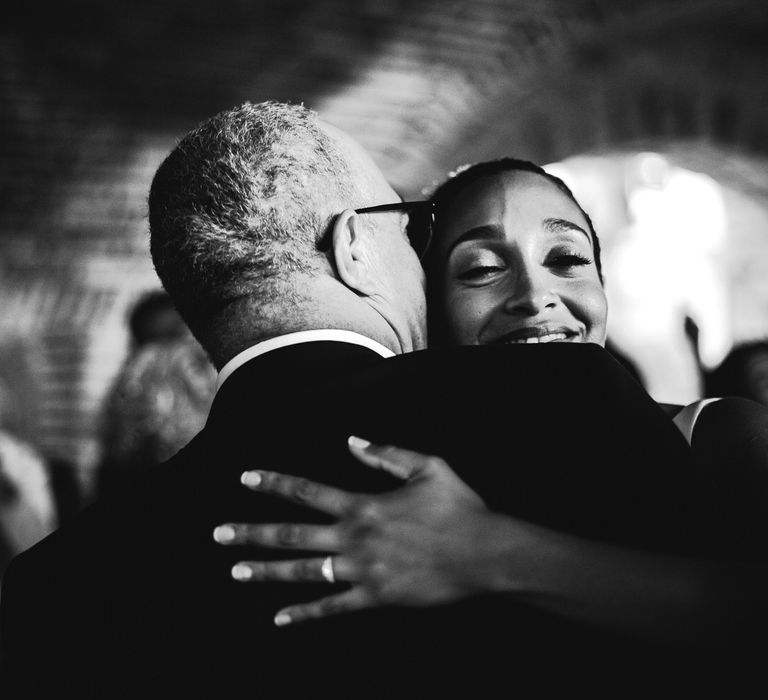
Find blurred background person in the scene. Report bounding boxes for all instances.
[0,373,64,589]
[90,290,215,502]
[93,335,217,502]
[127,289,190,351]
[0,429,58,589]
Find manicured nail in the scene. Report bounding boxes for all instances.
[232,564,253,580]
[241,471,262,487]
[213,525,235,543]
[348,435,371,450]
[274,611,292,626]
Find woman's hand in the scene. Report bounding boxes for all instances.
[213,436,491,626]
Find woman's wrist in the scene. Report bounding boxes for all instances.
[465,511,550,597]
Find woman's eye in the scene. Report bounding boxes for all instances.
[547,252,592,269]
[452,249,507,282]
[456,264,505,281]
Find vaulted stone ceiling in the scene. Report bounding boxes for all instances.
[2,0,766,226]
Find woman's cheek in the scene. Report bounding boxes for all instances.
[579,283,608,344]
[446,292,489,345]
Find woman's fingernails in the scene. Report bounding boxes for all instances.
[241,471,262,487]
[213,525,235,543]
[348,435,371,450]
[274,611,292,626]
[231,564,253,581]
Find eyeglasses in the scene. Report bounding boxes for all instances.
[356,202,435,260]
[317,201,435,261]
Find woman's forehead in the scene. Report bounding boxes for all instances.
[438,171,585,239]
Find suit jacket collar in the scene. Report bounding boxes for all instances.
[207,340,388,432]
[216,329,394,394]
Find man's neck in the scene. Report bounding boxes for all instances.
[206,277,419,368]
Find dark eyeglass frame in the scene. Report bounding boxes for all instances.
[317,201,435,261]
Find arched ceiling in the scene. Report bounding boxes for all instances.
[1,0,766,234]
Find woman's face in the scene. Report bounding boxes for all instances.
[434,171,607,346]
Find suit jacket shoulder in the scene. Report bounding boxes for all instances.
[0,341,714,699]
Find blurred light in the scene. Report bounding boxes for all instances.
[547,153,732,404]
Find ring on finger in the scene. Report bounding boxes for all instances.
[320,555,335,584]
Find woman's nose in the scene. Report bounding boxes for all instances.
[502,272,557,315]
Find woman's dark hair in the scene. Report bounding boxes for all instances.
[423,157,603,346]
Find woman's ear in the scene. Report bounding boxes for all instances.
[331,209,377,295]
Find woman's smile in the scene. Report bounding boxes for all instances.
[484,326,583,345]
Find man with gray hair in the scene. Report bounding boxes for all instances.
[149,101,427,367]
[1,100,707,699]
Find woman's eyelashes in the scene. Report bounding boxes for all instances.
[453,245,593,284]
[546,249,593,271]
[454,252,506,283]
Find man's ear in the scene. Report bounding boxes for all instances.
[331,209,378,295]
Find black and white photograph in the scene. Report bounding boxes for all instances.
[2,1,768,697]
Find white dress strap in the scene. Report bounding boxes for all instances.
[672,398,723,445]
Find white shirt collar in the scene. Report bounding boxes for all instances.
[215,329,395,393]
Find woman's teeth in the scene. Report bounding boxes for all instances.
[504,332,569,344]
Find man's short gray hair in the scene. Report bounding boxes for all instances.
[148,101,364,344]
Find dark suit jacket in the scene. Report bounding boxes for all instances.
[0,342,744,698]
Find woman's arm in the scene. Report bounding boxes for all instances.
[215,400,768,681]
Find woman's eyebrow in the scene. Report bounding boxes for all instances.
[447,224,505,256]
[544,217,589,240]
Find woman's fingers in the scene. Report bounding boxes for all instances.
[240,469,355,516]
[273,587,370,627]
[213,522,341,551]
[229,554,354,584]
[347,435,446,482]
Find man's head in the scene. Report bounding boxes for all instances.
[148,101,426,368]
